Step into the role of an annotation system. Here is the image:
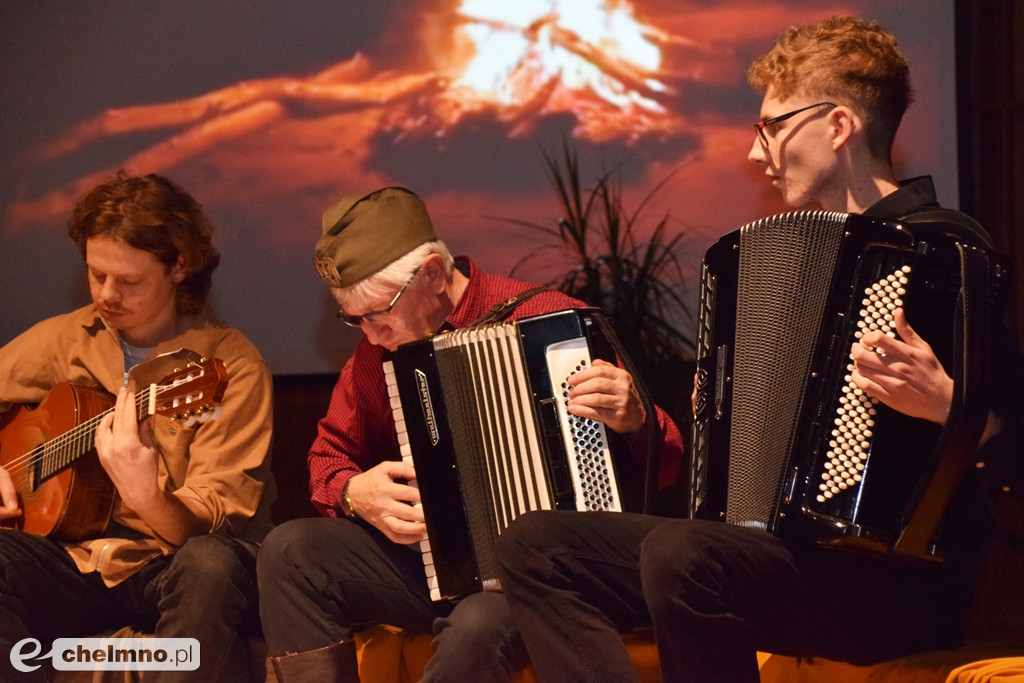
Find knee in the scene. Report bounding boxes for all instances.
[437,592,513,643]
[168,535,253,583]
[639,520,720,599]
[257,518,325,580]
[427,593,523,679]
[159,535,255,611]
[495,510,563,572]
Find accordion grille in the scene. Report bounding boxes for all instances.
[727,211,847,527]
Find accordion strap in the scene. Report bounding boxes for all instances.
[470,287,550,326]
[588,313,661,514]
[900,207,994,249]
[894,241,993,557]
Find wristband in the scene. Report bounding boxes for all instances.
[341,478,358,519]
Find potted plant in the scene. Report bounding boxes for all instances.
[504,141,697,513]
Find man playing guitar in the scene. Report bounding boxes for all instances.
[0,172,275,682]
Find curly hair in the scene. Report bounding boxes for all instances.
[68,171,220,314]
[747,16,913,162]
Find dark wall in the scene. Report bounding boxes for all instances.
[269,374,337,523]
[957,0,1024,335]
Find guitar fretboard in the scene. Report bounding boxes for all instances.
[32,387,155,486]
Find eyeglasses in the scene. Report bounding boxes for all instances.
[337,267,420,328]
[754,101,836,147]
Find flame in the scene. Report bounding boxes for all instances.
[8,0,699,231]
[446,0,673,122]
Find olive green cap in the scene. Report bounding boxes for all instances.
[313,187,436,287]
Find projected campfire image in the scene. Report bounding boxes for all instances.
[7,0,712,232]
[0,1,949,374]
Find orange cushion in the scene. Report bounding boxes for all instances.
[757,645,1024,683]
[945,657,1024,683]
[354,628,1024,683]
[353,627,660,683]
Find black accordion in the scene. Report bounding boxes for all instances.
[690,210,1006,558]
[384,308,627,602]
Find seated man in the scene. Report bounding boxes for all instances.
[0,172,275,682]
[494,16,1024,683]
[257,186,684,682]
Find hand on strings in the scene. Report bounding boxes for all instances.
[566,358,646,434]
[0,466,22,521]
[345,461,426,544]
[849,308,954,424]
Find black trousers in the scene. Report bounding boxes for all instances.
[257,516,528,682]
[495,511,973,683]
[0,530,259,683]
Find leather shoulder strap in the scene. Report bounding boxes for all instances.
[900,207,994,249]
[470,286,550,326]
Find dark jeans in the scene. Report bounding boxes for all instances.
[495,511,973,683]
[0,530,259,683]
[257,516,528,682]
[495,511,658,683]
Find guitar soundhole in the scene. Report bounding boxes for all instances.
[17,456,43,499]
[28,455,42,492]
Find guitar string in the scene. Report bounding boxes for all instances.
[3,389,151,479]
[4,378,207,481]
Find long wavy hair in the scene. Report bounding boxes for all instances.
[68,171,220,314]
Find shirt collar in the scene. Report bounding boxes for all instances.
[439,256,477,332]
[863,175,940,220]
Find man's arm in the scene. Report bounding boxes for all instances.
[109,339,274,549]
[95,386,213,545]
[564,358,646,434]
[0,467,22,522]
[850,308,953,424]
[308,345,427,544]
[340,462,427,544]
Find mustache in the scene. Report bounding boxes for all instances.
[99,301,127,313]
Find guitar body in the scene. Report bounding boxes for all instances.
[0,356,227,542]
[0,383,117,541]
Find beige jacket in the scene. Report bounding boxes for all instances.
[0,304,275,585]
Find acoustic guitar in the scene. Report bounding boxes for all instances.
[0,357,228,541]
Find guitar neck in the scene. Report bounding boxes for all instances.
[37,386,154,484]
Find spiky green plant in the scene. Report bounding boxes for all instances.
[505,140,697,431]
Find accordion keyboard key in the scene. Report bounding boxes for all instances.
[384,361,441,601]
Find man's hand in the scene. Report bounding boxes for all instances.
[849,308,953,424]
[94,387,211,545]
[0,466,22,521]
[94,387,162,512]
[566,359,646,434]
[345,461,426,544]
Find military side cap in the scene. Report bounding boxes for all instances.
[313,186,436,287]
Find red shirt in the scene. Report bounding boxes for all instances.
[307,257,684,517]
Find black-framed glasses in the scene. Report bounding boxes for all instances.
[754,101,836,147]
[337,267,421,328]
